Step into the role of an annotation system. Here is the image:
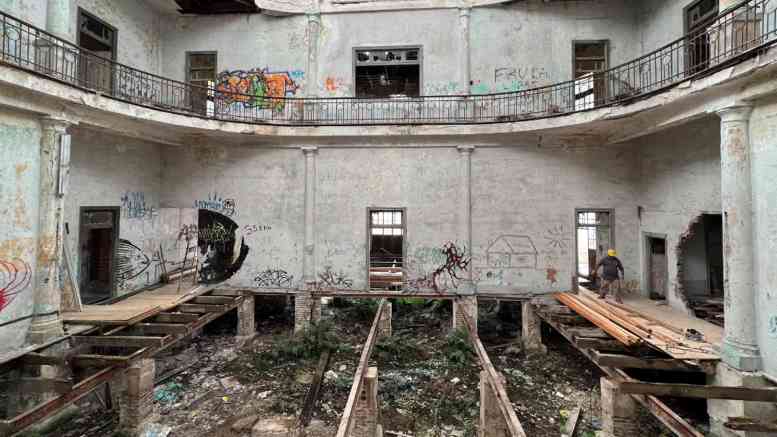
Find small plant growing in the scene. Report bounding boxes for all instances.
[443,328,476,367]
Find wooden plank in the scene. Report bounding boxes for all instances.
[70,354,130,368]
[154,312,201,324]
[72,336,166,349]
[177,303,226,314]
[566,327,610,339]
[574,338,628,352]
[560,406,581,437]
[455,300,526,437]
[724,417,777,432]
[615,381,777,402]
[193,296,235,305]
[592,352,702,373]
[554,293,642,347]
[335,299,387,437]
[135,323,190,335]
[211,289,246,297]
[299,349,332,427]
[19,353,66,367]
[0,377,73,394]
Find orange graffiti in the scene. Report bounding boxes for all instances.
[546,267,558,284]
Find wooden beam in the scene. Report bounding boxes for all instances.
[193,296,235,305]
[560,406,581,437]
[574,337,628,352]
[335,299,387,437]
[591,352,702,373]
[210,289,245,297]
[72,336,166,349]
[154,312,200,324]
[724,417,777,432]
[455,299,527,437]
[615,381,777,402]
[19,353,67,367]
[566,327,610,339]
[70,354,130,368]
[177,303,226,314]
[0,377,73,394]
[135,323,190,335]
[554,293,642,347]
[299,349,332,427]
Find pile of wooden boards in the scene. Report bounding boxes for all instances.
[554,292,719,362]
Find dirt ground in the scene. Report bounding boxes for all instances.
[26,298,673,437]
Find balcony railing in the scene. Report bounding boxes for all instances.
[1,0,776,126]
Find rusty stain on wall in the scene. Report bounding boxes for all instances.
[14,163,30,230]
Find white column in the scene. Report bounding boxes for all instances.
[46,0,71,40]
[305,13,321,98]
[28,117,72,344]
[716,105,761,371]
[458,8,471,94]
[302,147,318,288]
[458,145,474,293]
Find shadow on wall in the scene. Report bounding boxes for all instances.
[198,209,249,283]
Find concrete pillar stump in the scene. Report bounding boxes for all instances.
[521,302,546,354]
[600,378,638,437]
[453,296,477,333]
[707,362,777,437]
[351,366,380,437]
[294,291,321,334]
[479,371,510,437]
[236,295,256,345]
[378,302,392,338]
[118,359,155,434]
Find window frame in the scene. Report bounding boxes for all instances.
[352,46,423,98]
[77,8,118,60]
[572,40,609,110]
[365,206,407,288]
[185,51,218,85]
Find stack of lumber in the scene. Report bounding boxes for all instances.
[554,292,719,361]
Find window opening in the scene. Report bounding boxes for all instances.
[368,209,405,290]
[574,41,608,110]
[187,52,217,116]
[355,47,421,98]
[575,210,613,288]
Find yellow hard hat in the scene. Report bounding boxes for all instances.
[608,249,616,257]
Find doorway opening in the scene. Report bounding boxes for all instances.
[368,208,405,290]
[677,213,724,326]
[575,209,613,289]
[78,207,119,304]
[645,235,668,301]
[685,0,718,74]
[77,9,117,91]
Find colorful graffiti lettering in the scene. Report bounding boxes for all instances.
[215,68,300,111]
[0,259,31,313]
[193,193,236,217]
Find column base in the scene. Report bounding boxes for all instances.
[521,302,547,354]
[294,292,321,334]
[118,359,156,434]
[601,378,638,437]
[721,339,762,372]
[707,362,777,437]
[27,317,64,345]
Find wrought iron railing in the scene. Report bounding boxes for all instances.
[1,0,776,126]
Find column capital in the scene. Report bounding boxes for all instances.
[301,146,319,155]
[715,105,753,123]
[457,145,475,154]
[307,12,321,23]
[40,116,74,133]
[459,7,471,17]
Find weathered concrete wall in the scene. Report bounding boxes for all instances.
[65,128,168,295]
[74,0,163,74]
[0,0,47,28]
[639,0,685,55]
[0,109,41,355]
[750,99,777,379]
[470,0,639,95]
[637,116,721,312]
[159,145,305,289]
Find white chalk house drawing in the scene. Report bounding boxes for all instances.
[485,235,538,269]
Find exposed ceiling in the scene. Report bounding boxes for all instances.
[144,0,260,15]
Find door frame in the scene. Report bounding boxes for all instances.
[365,206,407,289]
[78,206,121,300]
[573,208,615,280]
[642,231,668,299]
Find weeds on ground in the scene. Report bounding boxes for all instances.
[333,299,380,322]
[443,329,476,368]
[252,320,343,371]
[374,334,424,364]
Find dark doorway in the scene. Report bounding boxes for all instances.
[678,213,724,325]
[77,9,117,91]
[685,0,718,74]
[646,236,668,300]
[197,209,248,283]
[79,207,119,304]
[368,209,405,290]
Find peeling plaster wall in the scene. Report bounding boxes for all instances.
[65,128,171,296]
[639,0,686,55]
[637,116,721,313]
[159,145,305,289]
[750,99,777,378]
[0,109,41,355]
[74,0,164,74]
[159,13,308,88]
[470,1,639,95]
[0,0,47,28]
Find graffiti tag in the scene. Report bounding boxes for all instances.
[0,258,32,313]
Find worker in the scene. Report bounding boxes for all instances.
[594,249,625,303]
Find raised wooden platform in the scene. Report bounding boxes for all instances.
[234,286,538,301]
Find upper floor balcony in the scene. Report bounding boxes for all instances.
[1,0,777,132]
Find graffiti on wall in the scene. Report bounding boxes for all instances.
[116,239,152,285]
[407,242,470,293]
[769,314,777,338]
[544,224,571,250]
[198,209,249,283]
[243,224,272,235]
[485,235,538,269]
[193,193,236,217]
[121,191,157,220]
[494,66,551,92]
[0,259,31,313]
[317,265,354,290]
[424,81,460,96]
[215,68,301,111]
[254,269,294,288]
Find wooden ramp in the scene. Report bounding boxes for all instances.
[62,282,213,326]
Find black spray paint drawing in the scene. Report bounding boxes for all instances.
[116,239,151,282]
[254,269,294,288]
[198,209,249,283]
[485,235,538,269]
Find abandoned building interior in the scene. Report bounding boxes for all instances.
[1,0,777,436]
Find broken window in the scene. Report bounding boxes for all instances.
[573,41,608,110]
[686,0,718,74]
[186,51,217,115]
[77,9,116,91]
[368,209,405,290]
[575,209,613,287]
[354,47,421,98]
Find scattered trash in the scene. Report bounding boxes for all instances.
[324,370,339,382]
[140,422,172,437]
[450,377,461,385]
[153,382,184,404]
[685,328,704,342]
[257,390,272,399]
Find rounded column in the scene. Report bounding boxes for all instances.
[302,146,318,288]
[46,0,72,40]
[458,8,471,94]
[717,105,761,371]
[458,145,474,292]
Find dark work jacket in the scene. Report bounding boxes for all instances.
[596,256,624,280]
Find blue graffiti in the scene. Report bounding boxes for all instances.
[193,192,236,217]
